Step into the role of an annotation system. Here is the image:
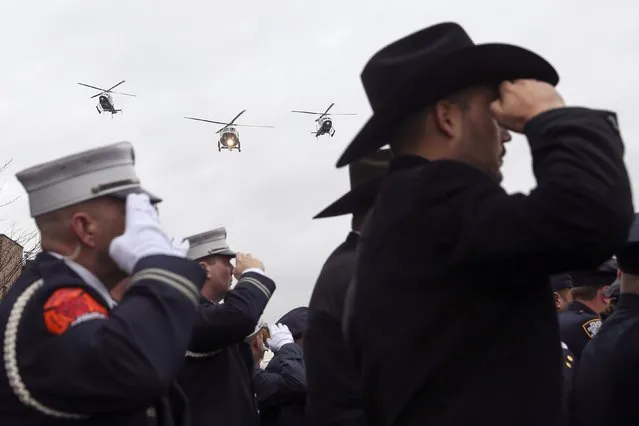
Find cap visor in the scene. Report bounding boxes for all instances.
[111,186,162,204]
[604,279,620,298]
[217,249,236,257]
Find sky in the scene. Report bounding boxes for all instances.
[0,0,637,323]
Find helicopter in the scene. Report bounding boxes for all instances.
[184,110,275,152]
[291,103,357,138]
[77,80,136,116]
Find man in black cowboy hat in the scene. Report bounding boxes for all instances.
[339,22,633,426]
[304,149,391,426]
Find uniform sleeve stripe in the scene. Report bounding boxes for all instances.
[136,268,200,296]
[131,269,199,308]
[185,349,222,359]
[238,276,271,299]
[3,279,89,419]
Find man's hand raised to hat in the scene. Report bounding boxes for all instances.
[109,193,189,275]
[490,80,565,133]
[233,253,265,279]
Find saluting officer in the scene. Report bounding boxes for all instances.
[550,273,577,407]
[177,228,276,426]
[571,213,639,426]
[558,259,617,359]
[0,142,206,425]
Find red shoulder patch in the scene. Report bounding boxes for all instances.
[43,287,109,335]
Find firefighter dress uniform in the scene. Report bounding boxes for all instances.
[0,142,206,426]
[177,228,276,426]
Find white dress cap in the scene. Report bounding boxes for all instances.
[15,141,161,217]
[186,227,236,261]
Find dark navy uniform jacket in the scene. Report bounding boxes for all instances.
[177,271,275,426]
[0,251,205,426]
[255,343,306,426]
[571,293,639,426]
[559,301,602,359]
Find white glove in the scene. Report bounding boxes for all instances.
[266,323,294,353]
[170,236,190,257]
[109,193,183,274]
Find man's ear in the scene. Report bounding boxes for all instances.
[198,261,211,279]
[69,212,98,248]
[433,100,462,139]
[553,292,561,310]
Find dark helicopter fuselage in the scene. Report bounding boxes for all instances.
[315,116,335,137]
[99,95,115,112]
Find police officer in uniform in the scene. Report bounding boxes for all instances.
[550,273,577,407]
[558,259,617,359]
[177,228,276,426]
[571,213,639,426]
[0,142,206,425]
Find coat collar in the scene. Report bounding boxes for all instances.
[46,251,117,309]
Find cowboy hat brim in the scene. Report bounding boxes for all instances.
[313,175,385,219]
[336,43,559,168]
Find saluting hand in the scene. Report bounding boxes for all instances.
[233,252,265,279]
[490,79,565,133]
[109,193,183,274]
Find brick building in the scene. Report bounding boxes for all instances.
[0,234,24,299]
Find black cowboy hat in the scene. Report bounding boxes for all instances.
[335,22,559,167]
[314,148,392,218]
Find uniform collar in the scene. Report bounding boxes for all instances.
[568,300,597,316]
[47,251,117,309]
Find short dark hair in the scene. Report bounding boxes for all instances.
[389,89,474,155]
[572,286,600,302]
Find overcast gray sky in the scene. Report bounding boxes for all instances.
[0,0,637,323]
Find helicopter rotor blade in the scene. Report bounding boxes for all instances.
[232,124,275,129]
[184,117,229,125]
[228,110,246,126]
[323,103,335,116]
[327,113,357,116]
[315,103,336,121]
[78,82,107,92]
[291,110,322,115]
[111,91,137,97]
[106,80,126,92]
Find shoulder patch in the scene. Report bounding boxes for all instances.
[581,318,602,339]
[43,287,108,335]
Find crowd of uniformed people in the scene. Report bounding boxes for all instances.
[1,20,638,426]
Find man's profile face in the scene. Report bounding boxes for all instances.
[202,255,235,299]
[453,86,512,183]
[92,197,128,284]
